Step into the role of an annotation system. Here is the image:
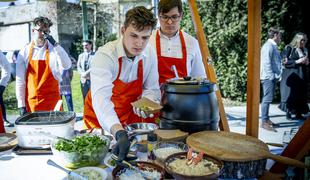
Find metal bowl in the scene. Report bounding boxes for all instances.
[125,123,158,133]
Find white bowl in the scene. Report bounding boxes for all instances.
[67,166,108,180]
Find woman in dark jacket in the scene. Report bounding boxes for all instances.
[279,32,309,120]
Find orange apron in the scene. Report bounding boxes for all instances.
[0,107,5,133]
[25,42,61,112]
[83,58,155,129]
[156,30,188,85]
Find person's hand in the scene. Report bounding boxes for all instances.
[19,107,27,116]
[0,85,5,95]
[133,106,154,118]
[112,130,130,163]
[43,34,57,46]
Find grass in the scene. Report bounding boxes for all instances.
[4,70,84,115]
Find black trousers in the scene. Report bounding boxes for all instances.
[0,85,6,120]
[81,80,90,103]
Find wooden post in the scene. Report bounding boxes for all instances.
[187,0,229,132]
[246,0,261,137]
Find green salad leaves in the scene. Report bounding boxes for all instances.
[55,135,108,153]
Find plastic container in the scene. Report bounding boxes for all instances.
[147,132,157,160]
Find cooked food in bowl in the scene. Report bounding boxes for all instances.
[165,152,223,180]
[112,161,165,180]
[51,134,110,169]
[153,141,188,163]
[68,167,108,180]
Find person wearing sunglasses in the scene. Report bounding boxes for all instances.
[149,0,206,85]
[279,32,309,120]
[16,16,72,115]
[77,40,95,102]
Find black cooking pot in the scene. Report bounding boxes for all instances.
[160,77,219,133]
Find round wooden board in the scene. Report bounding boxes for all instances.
[0,133,18,152]
[186,131,269,161]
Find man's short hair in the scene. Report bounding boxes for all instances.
[33,16,53,27]
[123,6,157,32]
[83,40,93,45]
[158,0,183,14]
[268,27,280,39]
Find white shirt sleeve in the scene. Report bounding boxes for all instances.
[77,53,83,74]
[90,40,161,133]
[52,44,72,72]
[91,45,120,133]
[16,45,28,108]
[187,37,207,78]
[0,50,11,87]
[141,45,161,103]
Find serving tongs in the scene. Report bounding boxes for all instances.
[111,154,154,180]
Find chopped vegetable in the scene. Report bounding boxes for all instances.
[55,134,107,153]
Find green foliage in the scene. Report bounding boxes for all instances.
[181,0,293,102]
[3,80,18,115]
[182,0,248,101]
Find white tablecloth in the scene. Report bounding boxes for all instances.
[0,149,114,180]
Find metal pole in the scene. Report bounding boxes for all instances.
[153,0,158,17]
[82,1,89,41]
[93,3,97,50]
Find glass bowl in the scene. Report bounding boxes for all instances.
[51,134,110,169]
[153,141,188,164]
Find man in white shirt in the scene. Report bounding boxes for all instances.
[16,16,72,115]
[83,6,160,163]
[0,50,11,128]
[149,0,206,85]
[77,40,95,102]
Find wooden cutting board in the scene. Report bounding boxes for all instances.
[187,131,309,169]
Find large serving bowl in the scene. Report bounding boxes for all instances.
[112,161,165,180]
[51,134,110,169]
[153,141,188,164]
[164,152,223,180]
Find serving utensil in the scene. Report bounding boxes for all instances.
[47,159,88,180]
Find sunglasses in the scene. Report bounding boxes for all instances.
[33,28,50,34]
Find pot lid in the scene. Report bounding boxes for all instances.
[164,76,217,93]
[167,76,202,85]
[15,111,76,125]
